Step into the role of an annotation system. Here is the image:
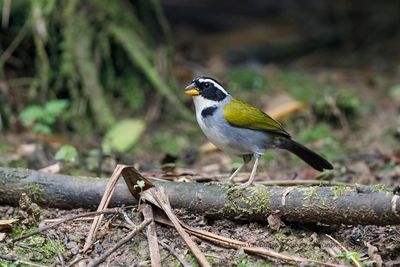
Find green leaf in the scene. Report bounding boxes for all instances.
[55,144,78,163]
[136,180,145,188]
[45,99,69,117]
[102,119,146,153]
[337,251,361,263]
[32,123,52,135]
[20,106,45,127]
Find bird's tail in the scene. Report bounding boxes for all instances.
[280,139,333,171]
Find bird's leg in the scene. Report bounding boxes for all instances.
[224,162,244,183]
[224,154,252,184]
[239,154,260,189]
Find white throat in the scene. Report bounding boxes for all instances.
[192,95,219,114]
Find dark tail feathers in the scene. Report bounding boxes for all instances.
[281,139,333,171]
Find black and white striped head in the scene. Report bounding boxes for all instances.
[185,77,229,102]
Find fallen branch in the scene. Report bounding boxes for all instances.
[0,167,399,225]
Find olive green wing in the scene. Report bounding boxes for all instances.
[223,98,290,137]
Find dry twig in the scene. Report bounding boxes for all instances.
[141,204,161,267]
[0,254,44,267]
[12,209,121,243]
[84,165,125,251]
[158,240,191,267]
[87,218,151,267]
[142,187,211,267]
[326,234,362,267]
[47,234,66,267]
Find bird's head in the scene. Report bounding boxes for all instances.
[185,77,229,102]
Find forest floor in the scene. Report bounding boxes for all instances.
[1,32,400,266]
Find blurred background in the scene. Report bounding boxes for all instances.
[1,0,400,182]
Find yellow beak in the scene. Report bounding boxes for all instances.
[185,82,199,96]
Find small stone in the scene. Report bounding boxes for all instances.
[267,213,285,232]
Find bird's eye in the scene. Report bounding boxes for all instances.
[204,82,210,88]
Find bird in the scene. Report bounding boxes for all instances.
[185,76,333,188]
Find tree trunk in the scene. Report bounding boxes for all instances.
[0,167,399,225]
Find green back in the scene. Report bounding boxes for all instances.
[223,98,290,137]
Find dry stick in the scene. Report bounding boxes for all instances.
[158,240,191,267]
[121,209,136,229]
[326,234,362,267]
[0,254,44,267]
[141,204,161,267]
[47,234,66,267]
[145,187,211,267]
[153,209,249,248]
[244,247,343,267]
[84,165,125,252]
[66,256,88,267]
[87,218,151,267]
[12,209,121,243]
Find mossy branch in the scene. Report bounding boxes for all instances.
[0,167,399,226]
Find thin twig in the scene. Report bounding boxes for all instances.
[66,255,88,267]
[47,234,66,267]
[84,165,125,252]
[16,243,44,253]
[141,204,161,267]
[159,240,191,267]
[12,208,121,243]
[87,218,151,267]
[143,187,211,267]
[326,234,362,267]
[0,254,44,267]
[121,209,136,229]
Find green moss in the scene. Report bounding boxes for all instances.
[7,159,28,168]
[371,184,388,192]
[224,186,272,216]
[15,235,66,263]
[331,186,348,200]
[371,184,393,197]
[8,225,66,265]
[183,253,200,267]
[24,182,44,201]
[299,186,319,200]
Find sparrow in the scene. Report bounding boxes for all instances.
[185,76,333,188]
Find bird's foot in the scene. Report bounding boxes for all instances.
[222,178,234,184]
[237,181,254,189]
